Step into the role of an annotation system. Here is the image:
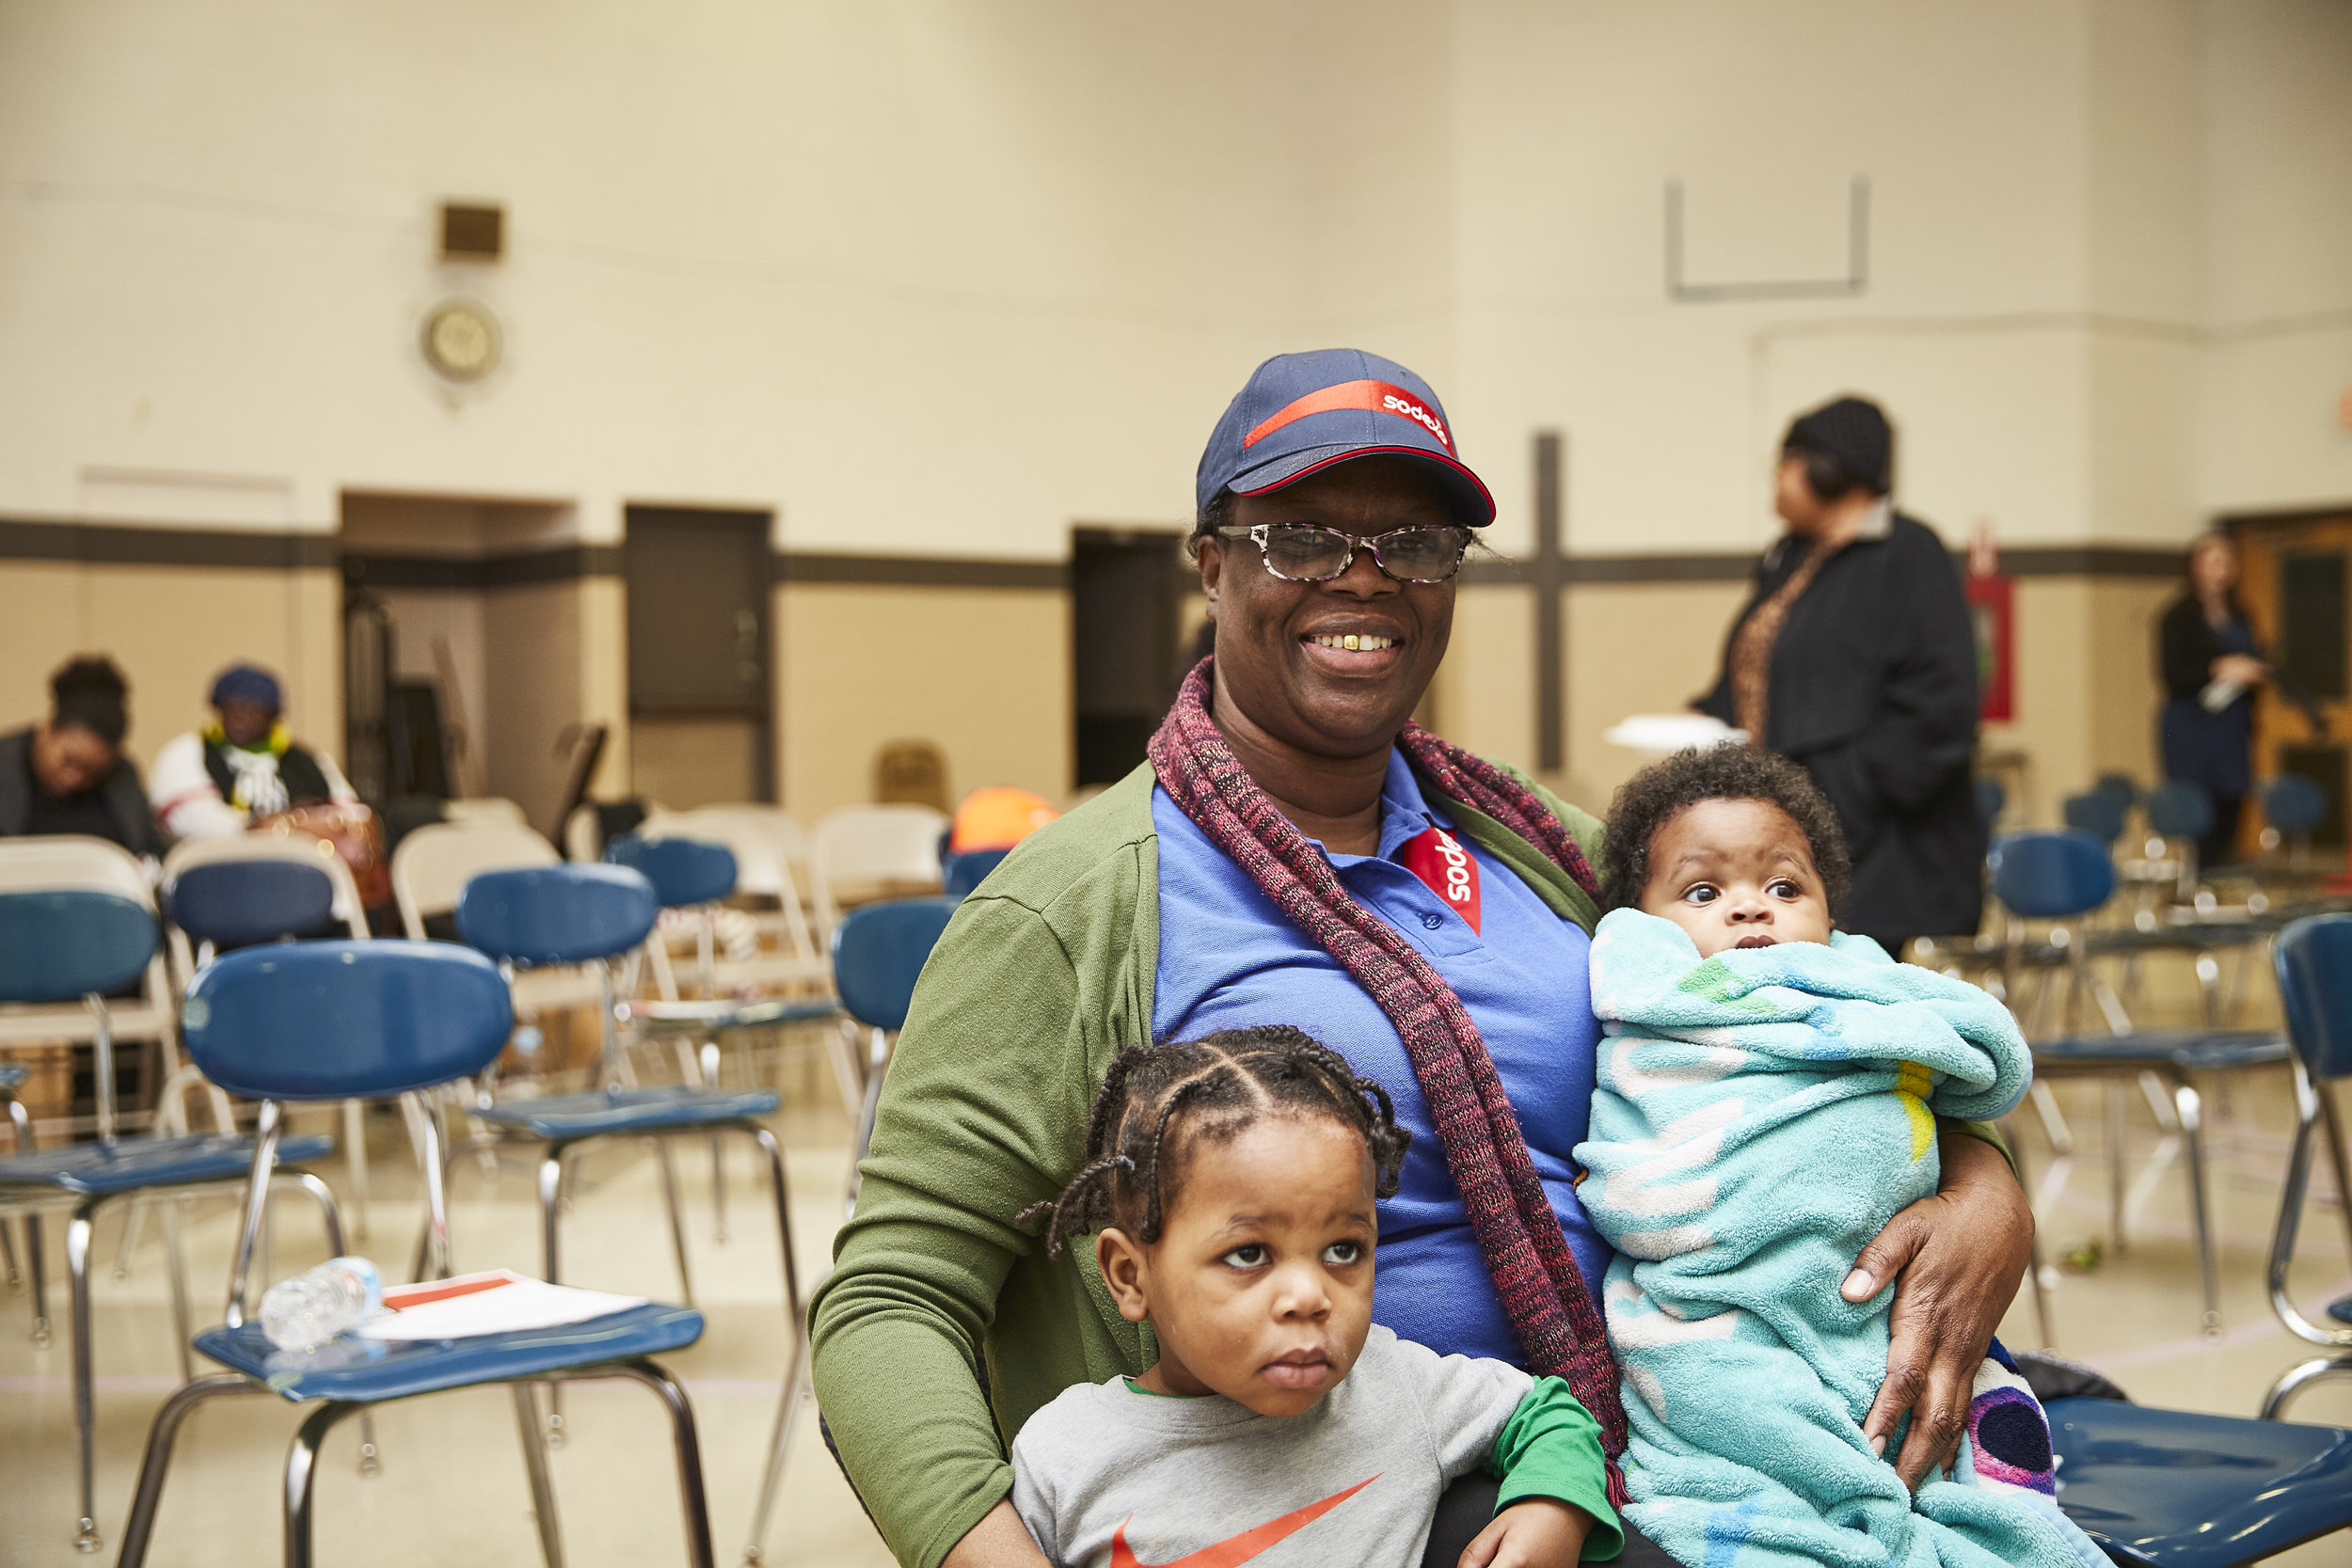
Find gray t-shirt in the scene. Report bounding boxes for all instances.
[1010,1325,1534,1568]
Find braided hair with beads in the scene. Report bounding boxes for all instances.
[1020,1025,1412,1260]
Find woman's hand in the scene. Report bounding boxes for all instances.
[1458,1499,1593,1568]
[1840,1128,2032,1487]
[942,1499,1053,1568]
[2213,653,2269,687]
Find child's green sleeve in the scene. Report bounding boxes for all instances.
[1487,1377,1625,1560]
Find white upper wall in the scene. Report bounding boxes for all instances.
[1,0,2344,559]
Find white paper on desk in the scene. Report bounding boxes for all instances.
[358,1269,646,1342]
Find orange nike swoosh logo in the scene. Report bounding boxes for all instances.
[1108,1474,1379,1568]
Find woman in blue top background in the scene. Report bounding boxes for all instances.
[2157,533,2270,866]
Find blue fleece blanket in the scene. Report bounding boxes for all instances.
[1574,911,2103,1568]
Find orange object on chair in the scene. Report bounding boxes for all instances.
[950,786,1058,853]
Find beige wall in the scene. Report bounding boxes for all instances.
[478,578,627,833]
[777,582,1070,823]
[1979,577,2172,827]
[0,560,340,774]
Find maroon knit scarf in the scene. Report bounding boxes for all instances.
[1148,658,1630,1503]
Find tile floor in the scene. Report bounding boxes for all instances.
[3,977,2349,1567]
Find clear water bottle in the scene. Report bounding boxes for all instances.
[260,1256,383,1351]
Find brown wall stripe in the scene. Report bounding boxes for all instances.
[773,552,1069,589]
[0,517,337,570]
[0,515,2196,586]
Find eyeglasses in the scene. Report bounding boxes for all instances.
[1216,523,1470,584]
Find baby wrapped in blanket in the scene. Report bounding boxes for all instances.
[1573,748,2104,1568]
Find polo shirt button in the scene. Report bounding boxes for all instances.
[1422,912,1443,929]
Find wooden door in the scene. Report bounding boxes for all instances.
[2234,514,2352,848]
[624,506,773,808]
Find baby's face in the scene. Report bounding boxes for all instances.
[1638,798,1833,958]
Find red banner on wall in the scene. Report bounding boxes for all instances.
[1966,575,2015,723]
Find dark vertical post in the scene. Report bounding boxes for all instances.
[1533,432,1565,772]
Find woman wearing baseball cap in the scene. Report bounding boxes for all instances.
[807,353,2030,1568]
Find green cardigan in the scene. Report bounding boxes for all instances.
[807,759,1994,1567]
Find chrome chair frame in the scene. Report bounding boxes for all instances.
[2259,914,2352,1420]
[115,1090,715,1568]
[0,901,346,1555]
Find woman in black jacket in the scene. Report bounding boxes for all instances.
[1694,396,1983,958]
[2156,533,2267,865]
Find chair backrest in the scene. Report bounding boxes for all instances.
[943,847,1011,899]
[160,832,369,937]
[441,797,530,828]
[456,863,659,967]
[2091,772,2140,809]
[2264,774,2328,836]
[1973,778,2006,832]
[0,833,155,904]
[0,889,159,1004]
[2061,790,2128,845]
[831,896,958,1032]
[606,833,738,909]
[182,940,514,1101]
[1989,831,2117,920]
[390,820,561,937]
[165,860,337,950]
[667,803,806,872]
[2276,915,2352,1082]
[2146,779,2214,840]
[812,804,948,929]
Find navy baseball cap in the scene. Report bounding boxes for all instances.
[209,663,282,713]
[1196,349,1495,527]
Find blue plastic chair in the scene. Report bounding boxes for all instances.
[1989,832,2291,1334]
[942,847,1010,899]
[455,863,804,1560]
[2062,790,2128,846]
[2093,772,2141,810]
[2258,775,2329,894]
[112,940,716,1568]
[0,889,341,1552]
[2261,914,2352,1418]
[2046,1396,2352,1565]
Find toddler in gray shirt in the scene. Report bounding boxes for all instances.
[1009,1026,1620,1568]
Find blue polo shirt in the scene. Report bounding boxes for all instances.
[1151,750,1608,1367]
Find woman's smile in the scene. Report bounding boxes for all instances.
[1299,626,1406,673]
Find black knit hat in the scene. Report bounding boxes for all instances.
[1782,395,1892,496]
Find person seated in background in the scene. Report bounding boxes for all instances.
[150,663,358,840]
[0,656,165,858]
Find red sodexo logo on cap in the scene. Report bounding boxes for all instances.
[1244,379,1452,451]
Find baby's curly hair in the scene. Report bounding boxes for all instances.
[1018,1026,1412,1260]
[1599,745,1852,914]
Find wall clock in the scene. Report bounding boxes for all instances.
[421,299,501,382]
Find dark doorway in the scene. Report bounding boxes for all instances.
[624,506,774,807]
[1072,528,1188,787]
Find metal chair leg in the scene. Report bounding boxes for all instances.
[604,1359,718,1568]
[283,1401,357,1568]
[2106,1080,2129,1255]
[657,1139,695,1307]
[10,1090,52,1341]
[69,1198,102,1552]
[114,1375,264,1568]
[2174,1078,2222,1334]
[2259,1355,2352,1420]
[513,1384,568,1568]
[742,1123,806,1566]
[538,1146,569,1448]
[342,1099,371,1242]
[27,1207,50,1344]
[0,1210,18,1292]
[161,1197,194,1385]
